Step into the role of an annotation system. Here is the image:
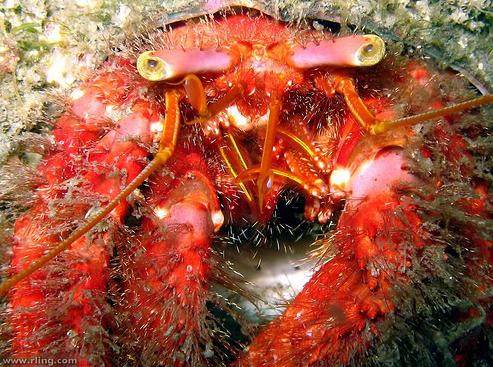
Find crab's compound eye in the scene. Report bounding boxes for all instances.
[147,59,159,69]
[355,35,385,66]
[137,51,168,81]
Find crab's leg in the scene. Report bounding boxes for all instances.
[7,65,169,363]
[0,90,181,299]
[116,149,224,366]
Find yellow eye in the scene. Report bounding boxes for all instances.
[137,51,167,81]
[356,35,385,66]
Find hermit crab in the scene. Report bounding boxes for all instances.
[0,3,492,367]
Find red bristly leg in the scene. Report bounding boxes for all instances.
[116,151,223,366]
[9,66,155,365]
[237,148,422,366]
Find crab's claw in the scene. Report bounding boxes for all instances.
[237,148,423,365]
[115,151,232,366]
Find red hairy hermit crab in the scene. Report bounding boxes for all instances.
[0,4,492,367]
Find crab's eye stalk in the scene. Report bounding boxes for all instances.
[288,34,386,69]
[137,48,233,81]
[137,51,168,81]
[355,35,385,66]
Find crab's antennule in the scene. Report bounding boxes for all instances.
[371,94,493,134]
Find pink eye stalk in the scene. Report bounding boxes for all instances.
[288,34,386,68]
[137,48,233,81]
